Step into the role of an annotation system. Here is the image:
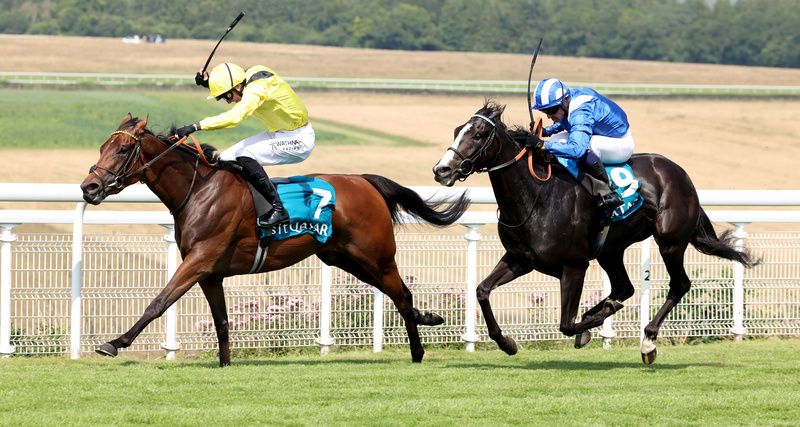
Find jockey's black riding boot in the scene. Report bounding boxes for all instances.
[585,160,623,215]
[237,157,289,227]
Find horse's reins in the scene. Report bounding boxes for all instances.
[90,130,214,215]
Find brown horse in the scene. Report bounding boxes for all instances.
[433,102,758,364]
[80,114,469,366]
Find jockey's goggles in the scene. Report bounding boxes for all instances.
[215,89,234,101]
[539,104,561,116]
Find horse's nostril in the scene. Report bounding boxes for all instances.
[83,182,100,193]
[434,165,451,177]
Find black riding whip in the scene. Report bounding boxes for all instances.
[526,37,544,136]
[201,11,246,74]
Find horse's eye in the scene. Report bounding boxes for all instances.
[117,146,129,155]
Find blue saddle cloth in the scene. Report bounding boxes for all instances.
[556,158,643,222]
[260,176,336,243]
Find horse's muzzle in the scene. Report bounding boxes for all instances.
[432,165,457,187]
[80,180,105,205]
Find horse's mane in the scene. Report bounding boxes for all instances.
[476,99,505,122]
[116,116,221,165]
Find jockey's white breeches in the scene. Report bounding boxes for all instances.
[549,130,635,164]
[219,123,316,165]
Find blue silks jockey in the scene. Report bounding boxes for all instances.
[531,77,635,217]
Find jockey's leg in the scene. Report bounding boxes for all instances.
[582,151,623,215]
[236,156,288,226]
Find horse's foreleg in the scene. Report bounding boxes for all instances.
[96,256,208,358]
[199,276,230,367]
[477,255,530,356]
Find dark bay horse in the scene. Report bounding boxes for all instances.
[432,102,758,364]
[80,114,470,366]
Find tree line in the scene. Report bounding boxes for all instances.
[2,0,799,68]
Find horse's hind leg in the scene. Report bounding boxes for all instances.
[199,276,230,367]
[320,252,428,363]
[641,241,691,364]
[572,250,635,348]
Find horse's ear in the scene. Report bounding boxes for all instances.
[119,113,133,126]
[134,115,149,133]
[492,105,506,119]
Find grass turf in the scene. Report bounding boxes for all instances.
[1,339,799,426]
[0,89,427,149]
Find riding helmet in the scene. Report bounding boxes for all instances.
[207,63,246,100]
[532,78,570,110]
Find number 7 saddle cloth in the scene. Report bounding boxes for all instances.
[246,176,336,243]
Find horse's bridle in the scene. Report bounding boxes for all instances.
[449,114,534,180]
[447,114,501,179]
[89,130,145,190]
[89,129,205,215]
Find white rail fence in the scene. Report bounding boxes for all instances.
[3,71,800,97]
[1,184,800,359]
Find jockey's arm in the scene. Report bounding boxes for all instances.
[199,90,264,131]
[543,107,596,160]
[543,121,564,137]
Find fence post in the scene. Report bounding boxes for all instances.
[730,223,749,341]
[600,271,615,349]
[0,224,17,357]
[316,262,335,354]
[462,225,481,352]
[161,225,180,359]
[639,238,651,343]
[70,202,86,359]
[373,288,384,353]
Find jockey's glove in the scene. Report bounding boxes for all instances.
[195,71,209,88]
[174,123,200,140]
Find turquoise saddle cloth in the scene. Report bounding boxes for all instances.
[556,158,644,222]
[258,176,336,243]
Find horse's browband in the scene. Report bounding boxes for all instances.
[111,130,139,141]
[471,114,495,127]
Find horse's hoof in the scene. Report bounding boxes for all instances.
[500,337,518,356]
[574,331,592,349]
[640,337,657,365]
[96,342,118,357]
[423,312,445,326]
[642,349,657,365]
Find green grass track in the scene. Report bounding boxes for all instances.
[1,339,799,426]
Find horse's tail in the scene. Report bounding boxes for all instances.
[691,209,760,268]
[361,174,470,226]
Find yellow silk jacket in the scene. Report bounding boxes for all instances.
[199,65,309,133]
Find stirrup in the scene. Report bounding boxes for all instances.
[601,193,623,210]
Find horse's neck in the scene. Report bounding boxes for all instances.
[488,141,552,220]
[140,139,209,214]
